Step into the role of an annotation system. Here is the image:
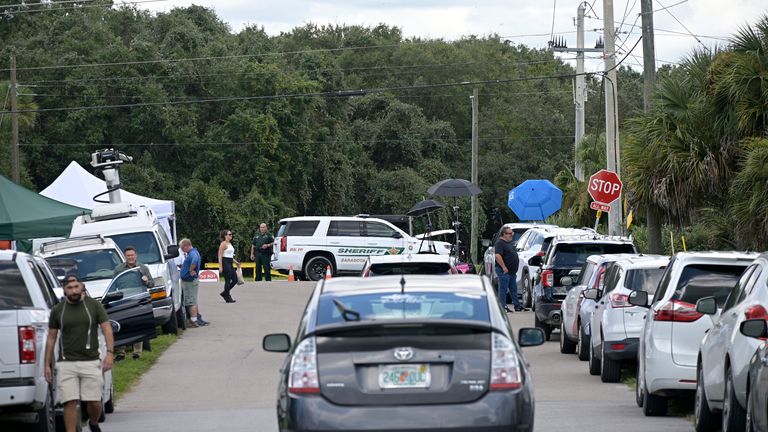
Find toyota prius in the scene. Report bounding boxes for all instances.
[263,274,545,432]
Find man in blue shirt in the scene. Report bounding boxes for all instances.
[180,238,207,327]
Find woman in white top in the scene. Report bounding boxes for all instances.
[217,229,239,303]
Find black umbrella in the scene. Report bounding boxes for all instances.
[427,178,482,197]
[407,199,444,217]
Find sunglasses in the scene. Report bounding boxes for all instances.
[227,232,233,236]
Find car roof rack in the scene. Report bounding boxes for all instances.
[553,233,634,242]
[39,235,109,254]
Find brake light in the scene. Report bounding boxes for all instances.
[611,343,626,351]
[535,250,546,257]
[288,337,320,394]
[610,293,631,308]
[653,300,703,322]
[280,236,287,252]
[490,333,522,390]
[542,270,554,288]
[18,326,36,364]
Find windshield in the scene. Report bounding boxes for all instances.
[317,291,489,325]
[108,232,161,264]
[47,250,123,282]
[552,243,636,267]
[369,263,452,276]
[624,267,666,294]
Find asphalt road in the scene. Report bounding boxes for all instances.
[102,279,693,432]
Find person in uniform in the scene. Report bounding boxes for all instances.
[250,223,274,282]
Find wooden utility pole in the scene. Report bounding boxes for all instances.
[470,88,479,264]
[603,0,622,235]
[641,0,662,253]
[10,54,19,183]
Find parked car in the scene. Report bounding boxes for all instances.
[262,274,545,431]
[630,251,757,416]
[584,255,669,382]
[694,251,768,431]
[361,253,458,276]
[272,216,452,281]
[37,235,126,299]
[560,254,640,360]
[481,223,558,289]
[739,319,768,432]
[527,233,637,340]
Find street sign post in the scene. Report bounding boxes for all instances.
[588,169,623,205]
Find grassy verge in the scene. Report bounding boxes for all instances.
[621,364,694,419]
[112,332,178,400]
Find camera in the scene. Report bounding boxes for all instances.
[91,148,133,170]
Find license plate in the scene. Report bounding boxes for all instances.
[378,364,431,389]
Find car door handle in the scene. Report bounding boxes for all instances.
[139,298,151,305]
[329,241,340,245]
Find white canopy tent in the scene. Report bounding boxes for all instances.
[41,161,176,241]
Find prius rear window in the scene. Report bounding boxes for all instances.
[673,264,747,306]
[317,291,489,325]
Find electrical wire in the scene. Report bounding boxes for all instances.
[653,0,710,52]
[1,0,169,15]
[1,0,112,9]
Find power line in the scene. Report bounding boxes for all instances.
[1,0,108,9]
[1,0,169,15]
[653,0,710,52]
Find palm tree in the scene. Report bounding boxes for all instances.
[729,138,768,249]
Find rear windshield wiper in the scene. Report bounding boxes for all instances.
[333,299,361,322]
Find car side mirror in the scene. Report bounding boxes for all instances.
[518,327,546,347]
[628,290,649,307]
[695,296,717,315]
[165,244,180,259]
[263,333,291,352]
[583,289,599,300]
[102,291,124,304]
[740,319,768,339]
[481,239,490,248]
[528,256,543,267]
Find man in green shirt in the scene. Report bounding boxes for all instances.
[45,275,113,432]
[113,246,153,360]
[250,223,274,282]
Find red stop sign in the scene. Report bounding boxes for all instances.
[588,169,623,204]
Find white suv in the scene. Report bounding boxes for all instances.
[695,251,768,431]
[584,255,669,382]
[272,216,452,281]
[631,251,757,417]
[36,235,125,299]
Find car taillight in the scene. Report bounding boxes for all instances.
[535,250,546,257]
[542,270,554,288]
[18,326,36,364]
[490,333,522,390]
[288,337,320,394]
[610,293,631,308]
[653,299,703,322]
[280,236,287,252]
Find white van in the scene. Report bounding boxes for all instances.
[70,203,184,333]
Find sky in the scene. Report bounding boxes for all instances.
[138,0,768,73]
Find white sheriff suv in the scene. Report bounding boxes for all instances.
[272,216,452,281]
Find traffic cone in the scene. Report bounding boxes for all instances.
[325,265,332,280]
[287,266,295,282]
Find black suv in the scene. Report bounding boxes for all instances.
[527,234,637,340]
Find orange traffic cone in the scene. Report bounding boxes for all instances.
[325,265,332,280]
[287,266,295,282]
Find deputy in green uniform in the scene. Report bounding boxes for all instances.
[250,223,274,282]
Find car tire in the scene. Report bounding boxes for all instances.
[559,321,576,354]
[304,255,332,282]
[30,386,55,432]
[176,301,187,331]
[522,272,532,309]
[161,304,179,335]
[643,380,668,416]
[104,386,114,414]
[534,314,552,341]
[600,340,621,383]
[722,366,747,432]
[588,341,601,376]
[577,322,590,361]
[746,386,755,432]
[636,361,645,407]
[694,364,718,431]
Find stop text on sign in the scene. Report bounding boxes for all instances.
[590,179,621,196]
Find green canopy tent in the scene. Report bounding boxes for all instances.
[0,173,90,241]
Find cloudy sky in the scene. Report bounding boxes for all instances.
[140,0,767,72]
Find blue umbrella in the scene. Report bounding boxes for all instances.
[507,179,562,221]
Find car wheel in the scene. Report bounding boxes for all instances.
[588,341,601,376]
[30,386,55,432]
[304,256,332,282]
[636,361,645,407]
[176,301,187,330]
[161,304,179,335]
[577,322,590,361]
[600,339,622,383]
[643,379,668,416]
[694,364,718,431]
[533,313,552,340]
[522,273,532,308]
[104,386,114,414]
[722,366,747,432]
[746,386,755,432]
[560,321,576,354]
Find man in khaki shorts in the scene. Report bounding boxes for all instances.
[180,238,207,327]
[45,275,114,432]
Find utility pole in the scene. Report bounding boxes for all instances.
[470,88,479,265]
[10,55,19,183]
[603,0,622,235]
[551,2,603,182]
[641,0,662,253]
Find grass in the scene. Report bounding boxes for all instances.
[621,364,694,419]
[112,332,178,400]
